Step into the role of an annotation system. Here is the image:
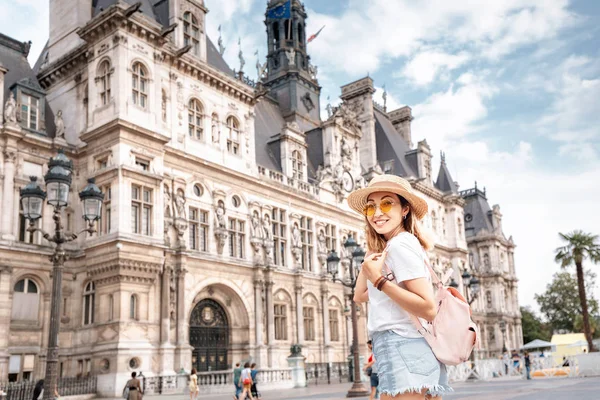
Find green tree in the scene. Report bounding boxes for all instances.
[555,231,600,351]
[535,270,599,333]
[574,314,598,338]
[520,306,552,343]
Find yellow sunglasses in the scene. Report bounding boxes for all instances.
[362,199,395,217]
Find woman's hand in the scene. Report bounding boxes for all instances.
[361,251,388,284]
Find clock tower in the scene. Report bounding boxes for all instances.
[262,0,321,129]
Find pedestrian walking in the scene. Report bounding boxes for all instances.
[348,174,452,399]
[364,340,379,400]
[524,351,532,380]
[188,368,199,400]
[32,379,44,400]
[124,372,143,400]
[233,362,243,400]
[238,362,254,400]
[250,363,261,399]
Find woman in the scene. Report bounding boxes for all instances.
[349,174,452,400]
[189,368,199,400]
[364,340,379,400]
[250,363,261,399]
[238,362,254,400]
[125,372,143,400]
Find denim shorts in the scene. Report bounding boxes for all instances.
[370,372,379,388]
[372,330,452,397]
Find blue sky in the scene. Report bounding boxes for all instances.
[1,0,600,314]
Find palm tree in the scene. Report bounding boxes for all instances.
[555,231,600,352]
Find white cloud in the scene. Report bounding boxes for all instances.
[400,50,470,86]
[373,86,403,111]
[307,0,575,77]
[0,0,48,63]
[411,73,496,150]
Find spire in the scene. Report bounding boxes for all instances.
[238,38,245,74]
[218,25,226,56]
[435,152,457,193]
[382,84,388,112]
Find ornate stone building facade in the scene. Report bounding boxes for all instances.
[461,186,522,358]
[0,0,520,394]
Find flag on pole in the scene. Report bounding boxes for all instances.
[307,25,326,44]
[267,0,291,19]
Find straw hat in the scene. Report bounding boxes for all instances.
[347,174,428,220]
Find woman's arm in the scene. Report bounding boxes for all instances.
[380,278,436,321]
[361,251,436,321]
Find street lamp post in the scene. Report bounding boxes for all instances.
[449,270,480,305]
[326,237,370,398]
[19,149,104,400]
[499,320,507,353]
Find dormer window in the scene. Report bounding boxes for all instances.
[183,12,200,56]
[292,150,304,180]
[226,116,240,155]
[20,94,39,130]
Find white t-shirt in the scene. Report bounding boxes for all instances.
[367,232,430,338]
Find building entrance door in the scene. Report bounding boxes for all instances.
[189,299,230,371]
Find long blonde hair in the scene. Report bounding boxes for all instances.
[365,195,433,252]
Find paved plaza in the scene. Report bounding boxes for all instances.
[178,376,600,400]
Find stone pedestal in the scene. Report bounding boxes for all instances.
[286,355,307,388]
[159,344,176,376]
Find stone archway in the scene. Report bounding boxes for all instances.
[189,298,229,372]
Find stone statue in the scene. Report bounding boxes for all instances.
[211,115,220,143]
[317,230,327,254]
[3,92,17,124]
[175,191,186,219]
[161,90,167,122]
[164,185,172,218]
[291,223,302,248]
[286,48,296,67]
[262,214,272,241]
[308,63,318,79]
[315,164,332,184]
[341,137,353,166]
[54,110,65,139]
[250,211,263,240]
[215,201,226,229]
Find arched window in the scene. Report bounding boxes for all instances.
[272,22,280,49]
[183,12,200,56]
[98,60,111,105]
[274,303,287,340]
[329,309,339,342]
[11,278,39,321]
[303,306,315,341]
[83,282,95,325]
[291,150,304,180]
[226,116,240,155]
[108,295,114,321]
[131,62,148,109]
[130,295,137,320]
[188,99,203,140]
[298,23,304,46]
[431,211,438,233]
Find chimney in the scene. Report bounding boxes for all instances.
[388,106,413,148]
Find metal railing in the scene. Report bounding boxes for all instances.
[305,362,351,385]
[141,375,178,395]
[0,376,97,400]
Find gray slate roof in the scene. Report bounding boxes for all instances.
[206,37,233,76]
[374,109,417,177]
[461,188,494,238]
[435,159,458,193]
[0,33,54,136]
[93,0,170,27]
[254,99,286,172]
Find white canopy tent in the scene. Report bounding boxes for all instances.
[521,339,555,350]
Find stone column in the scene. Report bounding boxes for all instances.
[160,265,172,344]
[265,279,274,367]
[254,278,265,367]
[1,149,16,239]
[295,283,304,345]
[0,266,13,380]
[174,265,190,372]
[321,288,331,363]
[159,264,176,375]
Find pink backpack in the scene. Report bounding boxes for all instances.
[384,259,479,366]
